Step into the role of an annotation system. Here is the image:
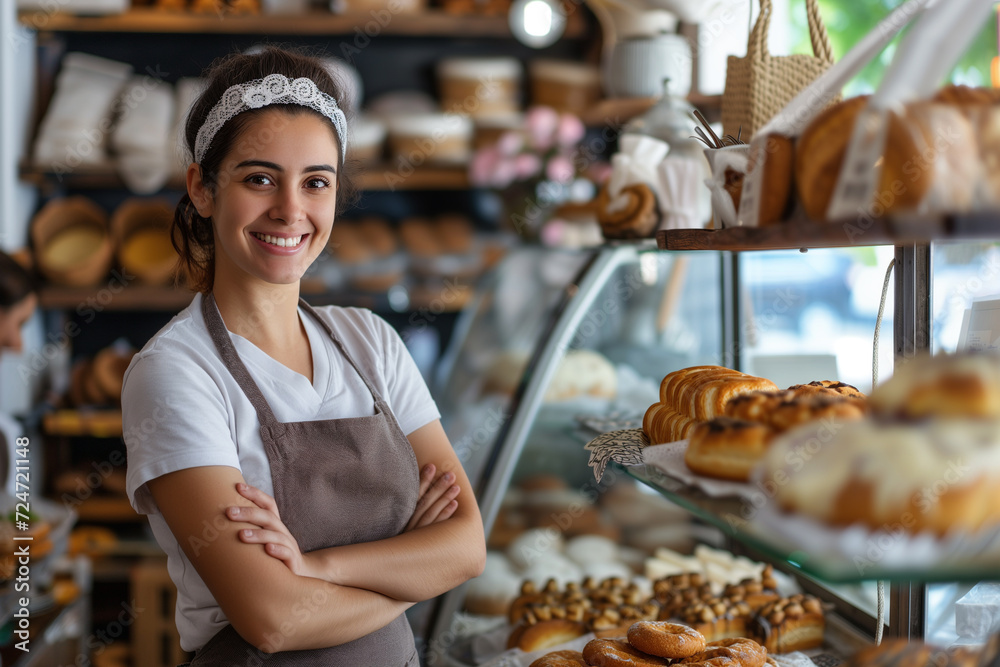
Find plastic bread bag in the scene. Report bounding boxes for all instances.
[825,0,997,222]
[736,0,939,227]
[32,52,133,169]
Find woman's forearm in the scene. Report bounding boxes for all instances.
[308,514,486,602]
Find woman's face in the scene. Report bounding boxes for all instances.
[197,109,340,289]
[0,293,37,354]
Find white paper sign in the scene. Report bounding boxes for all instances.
[958,298,1000,352]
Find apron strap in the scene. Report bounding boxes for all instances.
[296,298,388,409]
[201,293,283,436]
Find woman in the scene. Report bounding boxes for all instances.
[0,251,36,355]
[122,47,485,665]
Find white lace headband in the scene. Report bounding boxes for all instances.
[193,73,348,165]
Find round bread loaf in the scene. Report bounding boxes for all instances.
[627,621,706,659]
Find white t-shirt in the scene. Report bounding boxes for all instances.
[122,292,440,652]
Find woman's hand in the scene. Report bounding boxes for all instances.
[227,483,324,580]
[405,463,460,532]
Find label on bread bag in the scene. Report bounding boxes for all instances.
[826,106,890,226]
[736,137,769,227]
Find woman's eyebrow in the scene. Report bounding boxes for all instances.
[234,160,335,174]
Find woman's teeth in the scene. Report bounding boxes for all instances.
[252,232,302,248]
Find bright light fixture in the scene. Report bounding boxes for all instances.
[509,0,566,48]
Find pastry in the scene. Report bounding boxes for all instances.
[678,597,755,642]
[869,351,1000,419]
[464,569,521,616]
[627,621,706,659]
[680,638,767,667]
[724,391,795,422]
[530,650,589,667]
[583,638,670,667]
[684,417,774,482]
[508,618,588,652]
[750,595,825,654]
[787,380,866,401]
[767,394,866,433]
[762,417,1000,535]
[597,183,661,240]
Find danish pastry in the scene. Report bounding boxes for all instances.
[869,352,1000,419]
[680,638,768,667]
[627,621,706,659]
[750,595,825,654]
[583,638,670,667]
[768,395,866,433]
[530,650,588,667]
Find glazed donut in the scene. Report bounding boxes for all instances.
[680,638,767,667]
[627,621,707,659]
[530,650,588,667]
[582,638,670,667]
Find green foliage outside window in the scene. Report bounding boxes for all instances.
[785,0,998,96]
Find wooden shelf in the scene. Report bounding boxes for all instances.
[657,213,1000,252]
[580,94,723,128]
[38,285,196,311]
[20,162,469,191]
[43,410,123,437]
[39,283,471,313]
[19,7,587,38]
[74,496,140,523]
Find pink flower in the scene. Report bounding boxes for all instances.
[469,147,500,187]
[493,157,518,189]
[540,219,567,247]
[545,154,575,183]
[514,153,542,180]
[555,113,585,148]
[497,130,524,156]
[524,106,559,151]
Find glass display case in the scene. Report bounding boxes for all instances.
[423,234,1000,666]
[425,243,727,665]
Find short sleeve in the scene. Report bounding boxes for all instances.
[123,349,241,515]
[367,313,441,436]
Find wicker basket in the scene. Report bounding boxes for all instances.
[721,0,836,140]
[111,198,179,286]
[31,196,113,287]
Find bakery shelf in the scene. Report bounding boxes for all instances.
[43,410,123,438]
[39,284,470,313]
[20,161,469,191]
[579,94,723,128]
[72,496,140,523]
[38,285,196,311]
[658,213,1000,252]
[19,8,587,37]
[623,461,1000,584]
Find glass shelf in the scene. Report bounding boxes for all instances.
[623,461,1000,584]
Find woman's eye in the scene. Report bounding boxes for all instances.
[245,173,273,186]
[306,177,331,189]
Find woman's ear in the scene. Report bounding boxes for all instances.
[186,163,214,218]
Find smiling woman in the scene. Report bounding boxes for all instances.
[121,46,485,666]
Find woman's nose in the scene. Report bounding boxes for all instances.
[269,187,305,224]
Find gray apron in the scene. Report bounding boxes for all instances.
[188,293,421,666]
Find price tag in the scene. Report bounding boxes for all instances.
[737,137,770,228]
[826,106,890,222]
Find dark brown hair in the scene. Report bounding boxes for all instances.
[172,45,357,293]
[0,251,36,310]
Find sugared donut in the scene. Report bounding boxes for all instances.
[627,621,706,659]
[583,638,670,667]
[529,649,588,667]
[680,638,767,667]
